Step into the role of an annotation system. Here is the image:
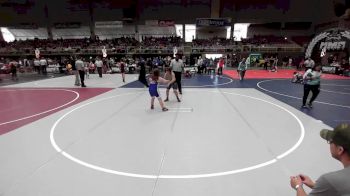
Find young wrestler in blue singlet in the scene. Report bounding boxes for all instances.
[149,69,170,111]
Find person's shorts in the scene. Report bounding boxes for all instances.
[149,89,160,97]
[167,82,178,90]
[149,84,160,97]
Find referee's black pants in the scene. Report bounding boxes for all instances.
[173,71,182,94]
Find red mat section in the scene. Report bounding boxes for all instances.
[0,88,113,135]
[223,69,350,80]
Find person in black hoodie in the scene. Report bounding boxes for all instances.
[138,58,149,87]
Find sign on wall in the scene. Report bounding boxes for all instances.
[35,48,40,58]
[102,46,107,58]
[95,21,123,28]
[54,22,81,29]
[158,20,175,27]
[196,18,231,27]
[145,20,175,27]
[305,28,350,58]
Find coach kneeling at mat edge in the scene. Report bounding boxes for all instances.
[290,123,350,196]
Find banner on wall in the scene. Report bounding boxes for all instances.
[305,28,350,58]
[145,20,175,27]
[145,20,158,26]
[54,22,81,29]
[173,47,177,57]
[35,48,40,58]
[9,23,38,29]
[196,18,231,27]
[95,21,123,28]
[158,20,175,27]
[102,46,107,58]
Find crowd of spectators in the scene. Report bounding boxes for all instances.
[241,35,292,45]
[192,37,234,48]
[0,36,140,54]
[291,36,312,47]
[0,36,182,54]
[0,34,308,55]
[140,36,182,49]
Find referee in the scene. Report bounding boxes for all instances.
[170,54,184,94]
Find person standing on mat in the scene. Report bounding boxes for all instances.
[237,58,247,81]
[138,58,149,87]
[302,65,321,108]
[217,57,225,75]
[75,56,86,87]
[164,67,181,102]
[170,54,184,94]
[69,56,80,86]
[120,60,126,83]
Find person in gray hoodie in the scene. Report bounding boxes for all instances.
[75,56,86,87]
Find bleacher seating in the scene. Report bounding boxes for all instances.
[291,36,311,47]
[241,35,292,45]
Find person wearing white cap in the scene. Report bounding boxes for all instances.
[290,123,350,196]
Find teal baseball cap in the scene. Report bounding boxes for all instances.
[321,123,350,151]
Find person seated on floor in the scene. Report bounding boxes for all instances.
[291,71,303,83]
[184,69,192,78]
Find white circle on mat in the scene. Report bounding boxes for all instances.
[50,91,304,179]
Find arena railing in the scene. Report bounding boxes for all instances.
[0,45,303,56]
[0,47,185,56]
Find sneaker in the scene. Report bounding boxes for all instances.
[308,103,313,108]
[164,98,169,102]
[81,85,87,87]
[151,105,154,110]
[177,98,181,102]
[162,107,169,112]
[301,105,307,108]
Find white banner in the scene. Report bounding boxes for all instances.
[95,21,123,28]
[173,47,177,57]
[305,29,350,58]
[102,46,107,58]
[145,20,159,26]
[319,41,346,51]
[35,48,40,58]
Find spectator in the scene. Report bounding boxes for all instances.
[95,57,103,78]
[217,58,225,75]
[290,123,350,196]
[304,57,315,71]
[10,61,18,81]
[33,58,40,74]
[39,57,48,74]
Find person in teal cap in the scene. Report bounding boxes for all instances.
[290,123,350,196]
